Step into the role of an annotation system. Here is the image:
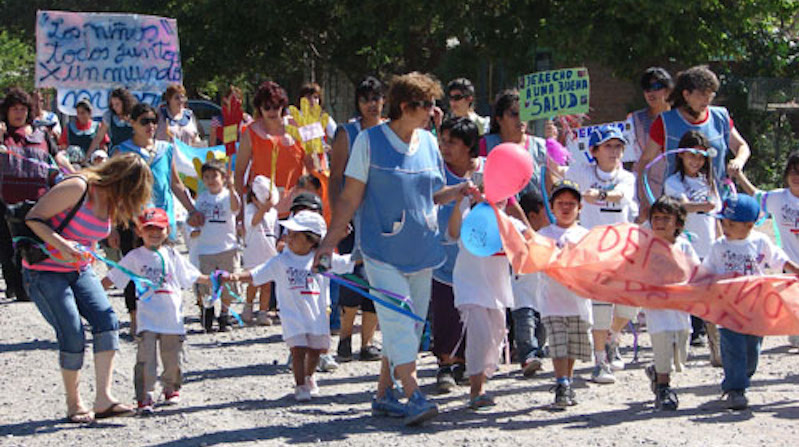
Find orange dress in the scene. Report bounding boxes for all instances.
[247,126,305,190]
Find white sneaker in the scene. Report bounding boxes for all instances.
[294,385,312,401]
[305,376,320,396]
[606,342,625,371]
[789,335,799,348]
[317,354,339,372]
[591,363,616,384]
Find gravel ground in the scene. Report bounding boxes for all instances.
[2,244,799,447]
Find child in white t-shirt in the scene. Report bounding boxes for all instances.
[102,208,211,416]
[448,195,523,410]
[538,180,593,409]
[241,175,279,325]
[733,150,799,348]
[195,159,241,333]
[229,211,354,402]
[700,194,799,410]
[644,196,700,411]
[565,125,638,382]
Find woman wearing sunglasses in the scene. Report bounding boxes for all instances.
[315,72,474,426]
[446,78,489,137]
[108,103,203,334]
[156,83,201,146]
[628,67,673,197]
[234,81,305,216]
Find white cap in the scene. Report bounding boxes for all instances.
[279,210,326,237]
[251,175,279,206]
[90,150,109,162]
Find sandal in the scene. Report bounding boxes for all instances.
[66,409,95,424]
[468,394,496,410]
[94,402,135,419]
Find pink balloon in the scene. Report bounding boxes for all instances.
[546,138,571,166]
[483,143,533,203]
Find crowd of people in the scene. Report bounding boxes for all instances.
[2,64,799,426]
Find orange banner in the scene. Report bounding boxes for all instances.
[494,208,799,336]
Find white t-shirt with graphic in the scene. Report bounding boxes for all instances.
[250,248,354,340]
[565,163,638,228]
[664,172,720,259]
[762,188,799,263]
[645,236,699,333]
[538,224,592,323]
[242,202,279,269]
[701,231,789,276]
[108,246,201,335]
[195,188,238,255]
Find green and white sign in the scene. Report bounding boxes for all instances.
[519,67,590,121]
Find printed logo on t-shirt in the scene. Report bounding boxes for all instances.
[780,204,799,233]
[721,250,765,276]
[199,200,227,224]
[286,266,320,296]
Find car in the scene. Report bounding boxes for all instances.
[187,99,222,144]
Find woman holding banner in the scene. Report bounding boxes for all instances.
[88,88,137,156]
[108,103,203,334]
[314,72,473,426]
[234,81,306,214]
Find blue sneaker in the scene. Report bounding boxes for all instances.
[404,389,438,426]
[371,387,406,418]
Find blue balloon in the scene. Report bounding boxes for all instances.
[461,202,502,257]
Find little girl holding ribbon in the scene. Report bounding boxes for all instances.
[102,207,213,416]
[661,130,722,361]
[23,153,153,423]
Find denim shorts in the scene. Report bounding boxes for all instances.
[24,267,119,370]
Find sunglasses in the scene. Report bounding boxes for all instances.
[410,100,435,110]
[644,82,667,92]
[261,103,282,111]
[358,95,383,104]
[449,94,467,101]
[138,117,157,125]
[505,109,520,118]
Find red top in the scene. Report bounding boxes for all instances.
[649,109,734,147]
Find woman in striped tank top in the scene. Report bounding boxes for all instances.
[23,153,153,423]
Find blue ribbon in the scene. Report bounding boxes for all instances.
[321,272,425,323]
[540,165,555,224]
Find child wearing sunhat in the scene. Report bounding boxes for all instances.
[228,211,355,401]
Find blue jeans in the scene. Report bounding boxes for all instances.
[512,307,544,364]
[719,328,762,392]
[24,268,119,370]
[329,283,341,331]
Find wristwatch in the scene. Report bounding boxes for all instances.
[598,190,608,201]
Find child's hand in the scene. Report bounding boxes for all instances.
[583,188,600,204]
[698,201,716,213]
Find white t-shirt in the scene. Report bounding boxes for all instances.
[451,200,517,310]
[344,123,445,184]
[565,163,638,228]
[512,272,541,311]
[701,231,789,276]
[762,188,799,262]
[195,188,238,255]
[663,173,720,258]
[108,246,201,335]
[242,202,279,269]
[538,224,592,322]
[645,236,699,333]
[250,248,354,340]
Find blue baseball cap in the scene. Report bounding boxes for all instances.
[588,125,628,148]
[715,194,760,223]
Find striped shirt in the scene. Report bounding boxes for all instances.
[24,191,111,272]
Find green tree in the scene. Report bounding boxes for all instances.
[0,30,35,90]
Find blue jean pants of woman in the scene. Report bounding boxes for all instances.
[24,268,119,371]
[719,327,762,392]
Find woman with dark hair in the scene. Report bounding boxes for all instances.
[156,83,200,145]
[234,81,306,212]
[1,87,69,301]
[315,72,474,426]
[88,87,137,155]
[24,153,153,423]
[108,102,203,333]
[328,76,385,363]
[431,116,482,392]
[446,78,489,136]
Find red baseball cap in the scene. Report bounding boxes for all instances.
[138,207,169,228]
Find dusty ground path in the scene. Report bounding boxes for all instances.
[2,252,799,446]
